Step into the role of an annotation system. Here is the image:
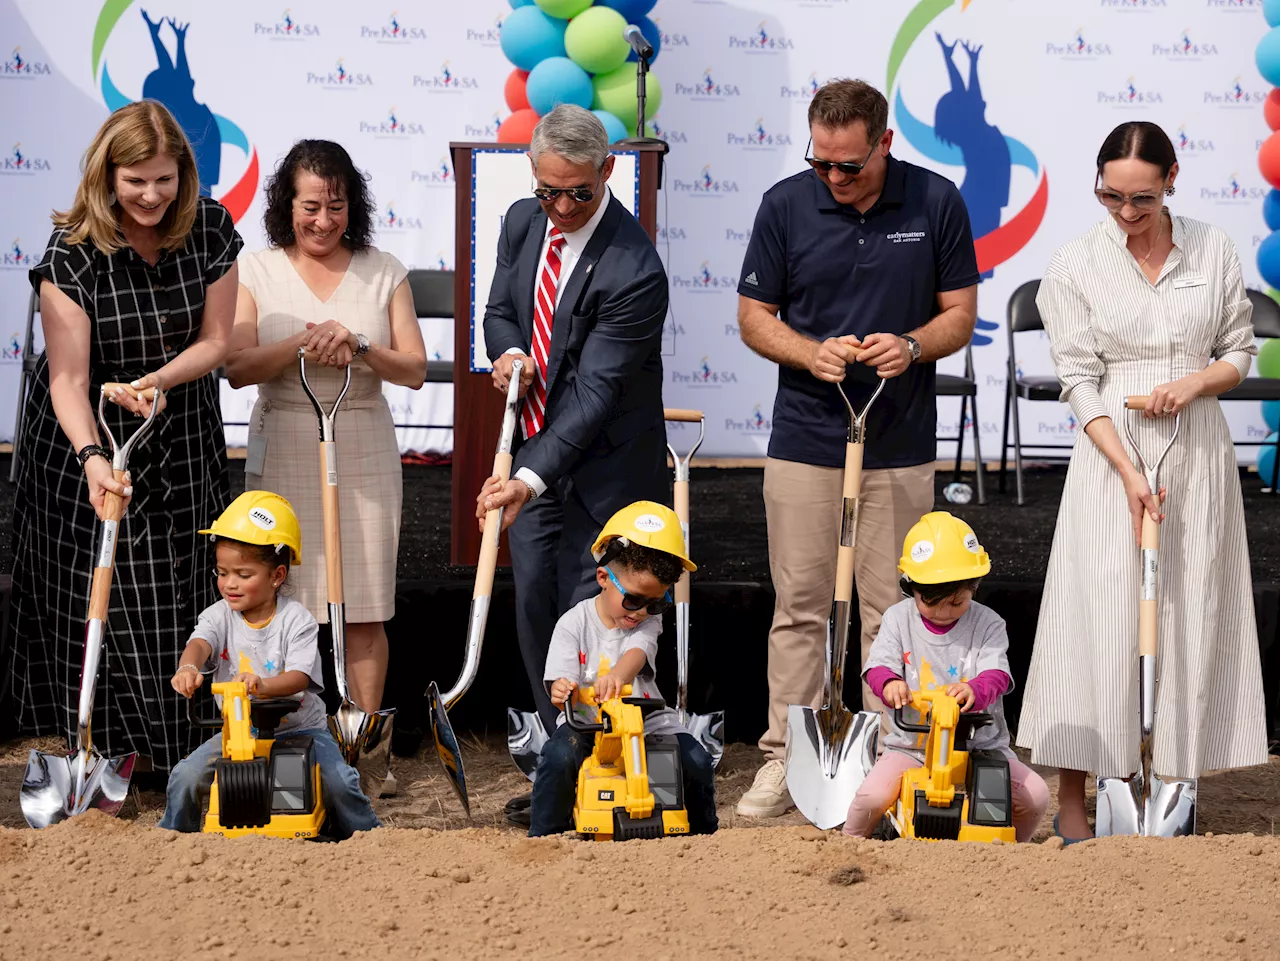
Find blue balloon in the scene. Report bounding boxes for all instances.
[1260,432,1279,486]
[1263,400,1280,434]
[1258,26,1280,87]
[593,109,628,143]
[500,6,568,72]
[598,0,658,21]
[509,0,535,7]
[625,15,662,64]
[1266,191,1280,232]
[1259,231,1280,290]
[526,57,593,115]
[1267,0,1280,28]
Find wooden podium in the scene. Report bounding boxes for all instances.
[448,141,667,566]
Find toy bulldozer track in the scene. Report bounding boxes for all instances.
[884,689,1016,844]
[565,661,690,842]
[188,655,327,839]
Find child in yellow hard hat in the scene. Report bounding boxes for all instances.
[528,500,719,837]
[158,491,380,839]
[842,511,1049,841]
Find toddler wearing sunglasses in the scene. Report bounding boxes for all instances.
[527,501,720,837]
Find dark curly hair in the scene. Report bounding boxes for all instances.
[262,139,375,250]
[605,541,686,589]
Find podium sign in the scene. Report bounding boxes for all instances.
[468,149,640,372]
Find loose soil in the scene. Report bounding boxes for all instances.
[1,734,1277,960]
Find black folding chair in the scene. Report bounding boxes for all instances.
[998,280,1067,505]
[1221,289,1280,494]
[407,268,455,384]
[10,289,39,483]
[936,343,986,504]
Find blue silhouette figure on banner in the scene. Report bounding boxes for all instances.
[933,33,1009,282]
[139,9,220,195]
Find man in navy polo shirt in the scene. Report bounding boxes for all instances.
[735,78,979,818]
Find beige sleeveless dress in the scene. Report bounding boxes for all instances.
[238,246,407,623]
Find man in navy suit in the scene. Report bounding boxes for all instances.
[475,105,670,736]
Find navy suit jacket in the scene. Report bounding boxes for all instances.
[482,195,669,523]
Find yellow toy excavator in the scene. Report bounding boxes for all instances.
[566,657,690,841]
[188,654,327,839]
[885,689,1016,844]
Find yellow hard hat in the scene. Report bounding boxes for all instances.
[590,501,696,573]
[199,491,303,565]
[898,511,990,584]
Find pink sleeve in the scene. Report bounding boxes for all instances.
[865,666,902,700]
[968,670,1011,712]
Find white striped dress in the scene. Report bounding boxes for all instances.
[1015,213,1269,780]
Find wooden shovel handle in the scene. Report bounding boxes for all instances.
[834,441,863,604]
[102,382,157,401]
[320,441,343,605]
[673,479,690,604]
[87,469,128,621]
[474,451,513,599]
[1126,395,1151,410]
[1138,512,1159,657]
[664,408,704,423]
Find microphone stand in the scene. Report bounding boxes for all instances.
[617,45,668,183]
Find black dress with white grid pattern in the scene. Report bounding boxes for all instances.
[9,196,242,771]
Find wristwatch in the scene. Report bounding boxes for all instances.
[353,333,371,357]
[902,335,921,364]
[520,479,537,502]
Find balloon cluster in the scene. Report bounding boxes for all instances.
[497,0,662,144]
[1255,1,1280,478]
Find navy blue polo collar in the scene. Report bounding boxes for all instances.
[811,154,907,213]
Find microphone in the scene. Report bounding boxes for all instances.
[623,24,653,59]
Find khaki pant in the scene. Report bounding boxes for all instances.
[759,457,935,761]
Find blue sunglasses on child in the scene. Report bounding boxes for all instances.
[604,566,673,615]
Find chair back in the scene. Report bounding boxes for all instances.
[1006,280,1043,334]
[407,269,454,319]
[1247,288,1280,340]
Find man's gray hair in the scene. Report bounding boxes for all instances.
[529,104,609,169]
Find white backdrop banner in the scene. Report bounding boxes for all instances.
[2,0,1273,459]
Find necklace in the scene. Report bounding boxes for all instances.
[1135,213,1166,268]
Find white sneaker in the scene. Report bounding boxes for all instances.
[735,758,794,818]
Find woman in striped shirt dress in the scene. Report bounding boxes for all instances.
[9,102,241,777]
[1016,122,1269,840]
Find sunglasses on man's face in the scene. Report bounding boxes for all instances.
[533,185,597,203]
[805,138,877,177]
[605,566,673,615]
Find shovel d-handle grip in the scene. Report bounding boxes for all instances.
[87,469,128,622]
[1139,512,1159,658]
[1126,395,1151,410]
[563,698,605,733]
[834,441,864,604]
[101,382,158,401]
[663,408,704,423]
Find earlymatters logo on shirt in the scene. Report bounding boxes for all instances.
[887,230,926,244]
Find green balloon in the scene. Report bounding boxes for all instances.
[1260,338,1280,379]
[534,0,592,18]
[593,64,662,127]
[565,6,630,74]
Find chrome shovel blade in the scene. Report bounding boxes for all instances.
[507,708,549,783]
[784,704,879,830]
[20,748,136,830]
[1148,774,1196,837]
[684,710,725,769]
[427,680,469,817]
[1095,772,1196,838]
[328,700,397,766]
[1095,774,1143,838]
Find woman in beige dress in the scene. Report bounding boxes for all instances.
[225,140,426,714]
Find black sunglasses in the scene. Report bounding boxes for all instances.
[805,137,877,177]
[605,566,673,615]
[533,185,597,203]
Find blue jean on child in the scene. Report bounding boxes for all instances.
[158,728,381,840]
[528,721,719,837]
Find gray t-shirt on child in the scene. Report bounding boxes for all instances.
[190,596,327,734]
[863,598,1013,759]
[543,596,684,736]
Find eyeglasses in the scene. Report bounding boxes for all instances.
[605,566,673,615]
[1094,176,1164,212]
[533,185,597,203]
[805,138,877,177]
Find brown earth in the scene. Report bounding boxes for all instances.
[1,735,1277,961]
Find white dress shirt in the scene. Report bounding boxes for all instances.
[509,187,612,498]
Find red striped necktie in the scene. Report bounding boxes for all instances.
[522,227,566,439]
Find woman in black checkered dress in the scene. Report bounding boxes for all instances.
[8,102,242,773]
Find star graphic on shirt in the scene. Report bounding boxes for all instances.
[264,659,277,673]
[903,652,912,667]
[643,692,650,698]
[220,649,230,661]
[948,665,958,678]
[578,651,587,666]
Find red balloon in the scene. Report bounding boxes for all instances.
[504,69,530,113]
[498,108,540,145]
[1260,130,1280,189]
[1266,89,1280,132]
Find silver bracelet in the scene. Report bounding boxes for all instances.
[176,664,200,675]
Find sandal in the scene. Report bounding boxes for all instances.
[1053,814,1092,846]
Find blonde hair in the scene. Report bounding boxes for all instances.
[53,101,200,255]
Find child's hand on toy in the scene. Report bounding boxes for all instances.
[946,681,975,711]
[232,671,261,696]
[881,678,910,709]
[549,677,577,707]
[594,673,625,703]
[170,665,204,698]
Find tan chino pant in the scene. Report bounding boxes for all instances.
[759,457,935,761]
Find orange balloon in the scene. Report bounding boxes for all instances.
[497,108,540,145]
[1260,130,1280,189]
[1266,89,1280,132]
[505,69,530,113]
